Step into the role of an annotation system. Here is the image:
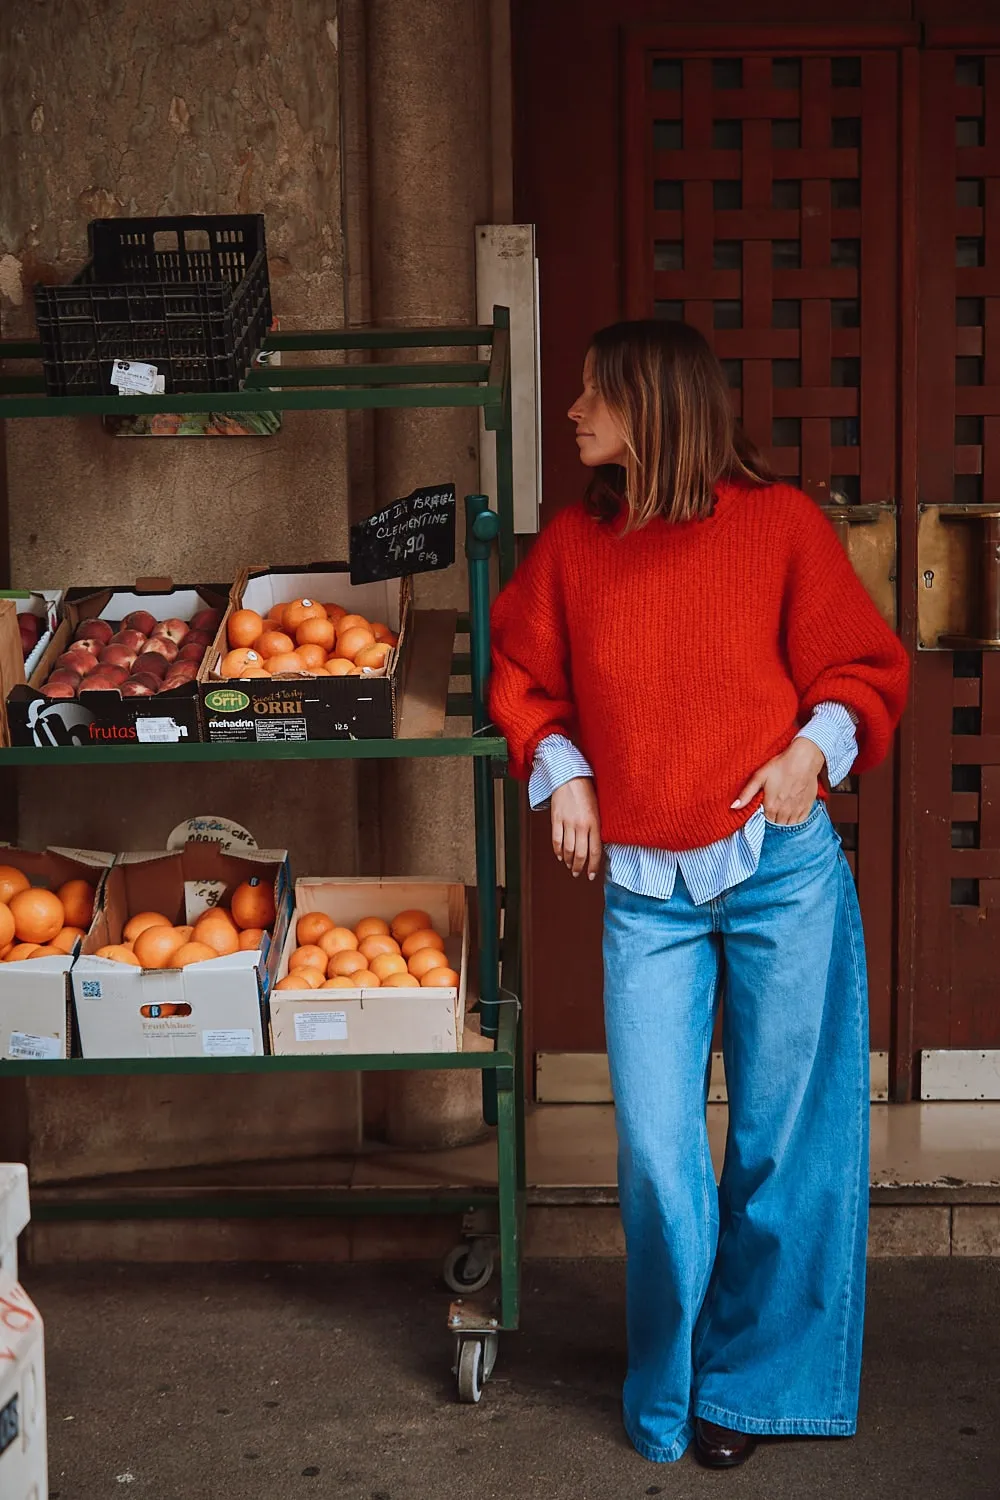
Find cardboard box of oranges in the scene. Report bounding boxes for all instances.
[0,847,113,1061]
[73,842,292,1058]
[269,878,468,1056]
[200,565,411,744]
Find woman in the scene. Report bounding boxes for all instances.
[489,320,910,1470]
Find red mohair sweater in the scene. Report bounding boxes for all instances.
[489,481,910,852]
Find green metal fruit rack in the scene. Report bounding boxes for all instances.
[0,307,524,1404]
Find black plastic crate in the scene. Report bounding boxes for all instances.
[34,214,272,397]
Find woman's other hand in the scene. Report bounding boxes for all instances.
[551,778,603,879]
[731,738,826,825]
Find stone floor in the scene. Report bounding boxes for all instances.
[34,1258,1000,1500]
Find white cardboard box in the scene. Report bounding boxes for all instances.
[73,844,291,1058]
[0,1165,46,1500]
[0,847,113,1063]
[0,1167,29,1284]
[269,878,468,1057]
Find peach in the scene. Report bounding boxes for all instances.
[74,618,113,646]
[134,651,167,678]
[177,640,206,663]
[143,636,179,662]
[99,644,136,670]
[191,608,222,633]
[57,648,99,675]
[41,680,76,699]
[152,618,189,645]
[124,610,157,636]
[111,629,147,652]
[121,677,157,696]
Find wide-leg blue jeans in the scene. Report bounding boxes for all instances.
[602,802,869,1463]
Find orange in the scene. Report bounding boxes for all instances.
[52,925,85,955]
[231,877,276,931]
[221,647,264,678]
[318,927,359,958]
[354,644,391,671]
[277,966,324,990]
[133,925,188,970]
[370,622,398,646]
[124,911,172,943]
[296,912,334,946]
[0,942,11,961]
[327,949,369,979]
[358,934,400,962]
[173,941,219,967]
[401,927,445,960]
[0,866,30,906]
[420,966,460,988]
[324,658,353,677]
[0,904,14,950]
[9,888,65,945]
[5,944,41,963]
[242,666,271,678]
[382,971,419,988]
[296,643,327,671]
[335,627,376,662]
[266,651,306,675]
[391,909,433,941]
[56,879,96,928]
[266,600,288,622]
[322,974,359,988]
[289,944,329,972]
[173,926,194,944]
[193,914,239,957]
[352,970,381,988]
[296,617,336,651]
[95,944,141,966]
[336,613,370,636]
[254,629,295,659]
[282,598,326,632]
[227,609,264,648]
[323,602,347,623]
[408,946,451,981]
[29,945,67,960]
[355,916,390,941]
[370,952,408,981]
[238,927,266,951]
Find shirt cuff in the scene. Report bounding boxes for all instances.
[795,701,859,788]
[528,734,594,810]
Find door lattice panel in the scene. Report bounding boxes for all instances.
[915,42,1000,1059]
[624,44,898,508]
[622,34,902,1049]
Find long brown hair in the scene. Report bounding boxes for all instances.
[583,319,774,528]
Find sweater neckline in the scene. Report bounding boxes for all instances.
[605,478,750,540]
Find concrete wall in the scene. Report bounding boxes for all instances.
[0,0,502,1176]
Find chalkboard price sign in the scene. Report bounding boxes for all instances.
[349,482,457,585]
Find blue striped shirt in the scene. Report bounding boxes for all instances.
[528,703,857,905]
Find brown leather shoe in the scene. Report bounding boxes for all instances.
[694,1417,757,1468]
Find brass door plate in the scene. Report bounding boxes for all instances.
[916,504,1000,649]
[823,504,897,630]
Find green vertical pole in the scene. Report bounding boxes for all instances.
[495,383,516,584]
[466,494,502,1128]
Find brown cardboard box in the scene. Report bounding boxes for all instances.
[270,878,468,1056]
[201,566,411,744]
[0,846,113,1061]
[73,843,292,1058]
[0,592,60,747]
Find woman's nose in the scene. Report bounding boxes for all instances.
[568,393,584,422]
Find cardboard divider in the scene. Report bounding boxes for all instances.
[73,843,291,1058]
[6,580,231,750]
[201,566,411,743]
[0,847,113,1062]
[0,592,60,747]
[270,878,468,1056]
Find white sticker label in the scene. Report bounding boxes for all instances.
[135,718,186,744]
[110,358,159,394]
[184,880,228,923]
[7,1032,62,1060]
[294,1010,348,1043]
[202,1029,255,1057]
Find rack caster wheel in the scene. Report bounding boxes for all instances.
[443,1239,495,1294]
[455,1333,499,1404]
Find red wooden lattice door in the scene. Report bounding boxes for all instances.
[621,27,902,1052]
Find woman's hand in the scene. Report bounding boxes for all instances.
[551,778,603,879]
[731,738,826,825]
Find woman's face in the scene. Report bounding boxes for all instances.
[568,351,628,467]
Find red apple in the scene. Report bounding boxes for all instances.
[152,618,190,645]
[177,640,206,663]
[111,629,147,653]
[124,610,157,636]
[143,636,179,662]
[18,613,41,648]
[121,677,156,697]
[41,680,77,699]
[74,618,113,647]
[99,645,137,670]
[191,608,223,633]
[134,651,168,678]
[57,648,100,676]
